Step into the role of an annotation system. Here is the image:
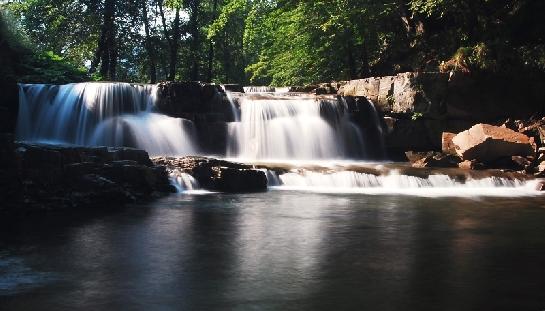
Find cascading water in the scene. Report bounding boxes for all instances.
[243,86,290,93]
[15,82,542,196]
[225,91,241,122]
[243,86,276,93]
[226,93,365,160]
[16,82,198,156]
[268,169,541,197]
[170,170,200,192]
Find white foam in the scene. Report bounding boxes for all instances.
[17,83,198,156]
[226,96,364,160]
[273,170,543,197]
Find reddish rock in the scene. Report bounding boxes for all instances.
[442,132,458,154]
[452,124,535,162]
[405,151,435,164]
[458,160,483,170]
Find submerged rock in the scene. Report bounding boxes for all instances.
[153,156,267,193]
[452,124,535,162]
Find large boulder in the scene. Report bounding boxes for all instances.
[156,81,231,119]
[153,156,267,193]
[384,118,474,158]
[452,124,535,162]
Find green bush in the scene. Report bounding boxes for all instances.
[19,51,89,84]
[0,10,88,84]
[439,43,495,73]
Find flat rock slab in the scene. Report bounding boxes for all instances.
[452,124,535,162]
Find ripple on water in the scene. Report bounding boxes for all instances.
[0,252,58,295]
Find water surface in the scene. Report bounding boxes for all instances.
[1,192,545,310]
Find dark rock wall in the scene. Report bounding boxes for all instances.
[0,81,19,134]
[155,81,236,154]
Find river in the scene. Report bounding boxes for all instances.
[1,191,545,310]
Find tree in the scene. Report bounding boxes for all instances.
[90,0,118,80]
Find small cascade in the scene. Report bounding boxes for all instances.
[359,98,385,158]
[227,93,365,160]
[89,113,198,156]
[244,86,276,93]
[170,170,200,193]
[274,87,291,93]
[273,169,540,197]
[225,91,240,122]
[258,169,281,186]
[17,82,198,156]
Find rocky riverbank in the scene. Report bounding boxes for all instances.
[0,137,175,213]
[404,122,545,182]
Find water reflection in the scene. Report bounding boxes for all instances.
[1,193,545,310]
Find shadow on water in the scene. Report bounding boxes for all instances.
[1,193,545,310]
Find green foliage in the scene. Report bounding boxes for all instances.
[2,0,545,85]
[411,112,424,121]
[20,51,89,84]
[0,7,89,84]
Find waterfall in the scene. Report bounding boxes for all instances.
[16,82,198,156]
[14,81,543,197]
[227,93,365,160]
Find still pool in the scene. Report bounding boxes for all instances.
[1,192,545,310]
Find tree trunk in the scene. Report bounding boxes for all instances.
[345,29,356,79]
[188,0,201,81]
[223,30,230,83]
[206,0,218,82]
[358,38,371,78]
[90,0,117,80]
[142,0,157,83]
[159,0,180,81]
